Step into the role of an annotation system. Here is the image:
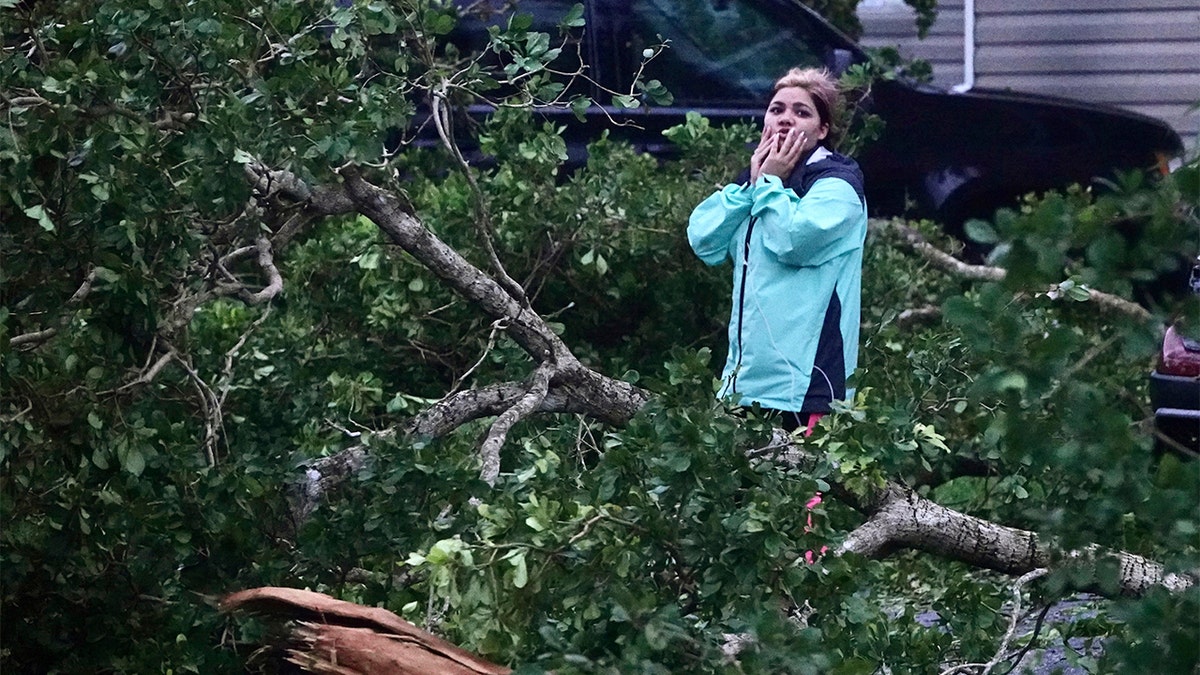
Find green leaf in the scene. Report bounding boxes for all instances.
[508,550,528,588]
[118,445,145,476]
[964,218,999,244]
[665,452,690,472]
[1067,285,1092,302]
[570,96,592,122]
[91,448,109,470]
[24,205,55,232]
[995,372,1028,391]
[560,3,586,28]
[612,94,640,109]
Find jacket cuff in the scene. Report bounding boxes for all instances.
[754,173,784,190]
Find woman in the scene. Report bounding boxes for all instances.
[687,67,867,434]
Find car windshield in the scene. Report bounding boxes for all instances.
[627,0,828,105]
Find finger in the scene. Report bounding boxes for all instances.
[759,127,777,150]
[783,128,801,151]
[784,131,806,159]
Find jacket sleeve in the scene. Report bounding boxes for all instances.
[687,183,753,266]
[750,174,865,267]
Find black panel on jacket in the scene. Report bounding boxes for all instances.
[800,289,845,413]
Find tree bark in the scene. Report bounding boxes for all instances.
[835,482,1193,596]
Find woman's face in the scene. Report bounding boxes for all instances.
[764,86,829,152]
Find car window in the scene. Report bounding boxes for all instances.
[450,0,592,100]
[625,0,829,105]
[452,0,579,49]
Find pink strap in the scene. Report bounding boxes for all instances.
[803,413,825,437]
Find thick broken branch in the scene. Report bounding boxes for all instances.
[835,481,1194,597]
[749,430,1193,597]
[221,587,511,675]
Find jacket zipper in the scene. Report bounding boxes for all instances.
[731,215,757,394]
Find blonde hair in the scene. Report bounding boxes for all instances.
[773,67,843,149]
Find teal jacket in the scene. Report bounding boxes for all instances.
[687,150,867,413]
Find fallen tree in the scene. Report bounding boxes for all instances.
[4,1,1197,672]
[272,163,1194,600]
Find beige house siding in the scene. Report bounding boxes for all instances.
[858,0,966,90]
[857,0,1200,151]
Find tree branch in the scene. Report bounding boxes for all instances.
[939,568,1049,675]
[883,221,1005,282]
[833,481,1193,597]
[216,235,283,304]
[879,221,1153,322]
[896,304,942,328]
[339,167,559,361]
[478,360,555,485]
[431,86,528,306]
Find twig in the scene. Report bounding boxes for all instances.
[1044,333,1119,400]
[885,221,1005,282]
[10,327,59,348]
[430,85,528,306]
[982,568,1049,675]
[566,513,606,546]
[11,267,97,349]
[997,602,1054,675]
[935,572,1051,674]
[445,319,507,398]
[214,306,272,424]
[0,399,34,423]
[897,304,942,328]
[172,351,224,466]
[106,349,176,394]
[1150,425,1200,459]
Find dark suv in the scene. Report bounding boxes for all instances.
[446,0,1184,229]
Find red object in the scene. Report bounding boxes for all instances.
[1160,325,1200,377]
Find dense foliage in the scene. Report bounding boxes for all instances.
[2,0,1197,672]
